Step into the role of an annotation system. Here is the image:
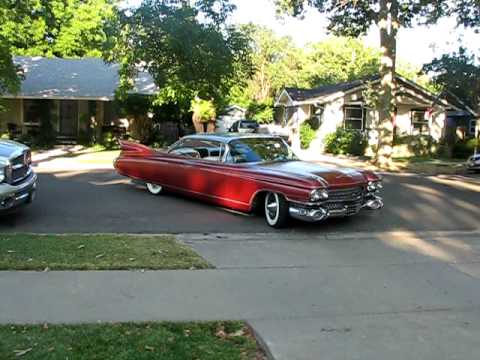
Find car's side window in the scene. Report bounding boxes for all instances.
[169,139,225,162]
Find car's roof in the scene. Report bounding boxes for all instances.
[183,133,282,143]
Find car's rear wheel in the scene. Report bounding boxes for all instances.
[146,183,163,195]
[264,192,289,228]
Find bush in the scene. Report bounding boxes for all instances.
[246,100,274,124]
[100,131,120,150]
[300,121,316,149]
[324,128,367,156]
[452,138,479,159]
[393,134,437,156]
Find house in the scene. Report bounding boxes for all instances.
[0,56,157,141]
[274,74,478,153]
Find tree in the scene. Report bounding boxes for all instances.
[106,0,252,127]
[274,0,448,165]
[0,0,117,58]
[301,37,379,87]
[227,25,303,122]
[423,47,480,112]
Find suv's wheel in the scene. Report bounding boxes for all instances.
[264,192,289,228]
[146,183,163,195]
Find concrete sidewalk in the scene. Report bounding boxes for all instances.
[2,231,480,360]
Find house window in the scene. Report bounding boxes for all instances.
[470,119,477,135]
[310,105,323,130]
[411,109,429,134]
[23,100,45,126]
[344,106,364,130]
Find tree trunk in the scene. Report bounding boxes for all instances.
[375,0,398,166]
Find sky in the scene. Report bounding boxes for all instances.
[126,0,480,67]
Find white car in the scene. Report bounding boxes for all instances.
[467,153,480,172]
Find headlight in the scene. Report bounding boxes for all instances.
[0,160,7,183]
[310,189,328,201]
[367,180,383,192]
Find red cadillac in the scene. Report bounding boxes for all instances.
[114,134,384,228]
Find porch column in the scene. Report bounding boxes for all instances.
[95,101,104,141]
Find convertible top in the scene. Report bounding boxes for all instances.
[183,133,283,144]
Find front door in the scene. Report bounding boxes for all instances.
[59,101,78,136]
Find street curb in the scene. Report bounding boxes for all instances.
[246,321,276,360]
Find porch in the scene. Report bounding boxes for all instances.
[0,98,116,142]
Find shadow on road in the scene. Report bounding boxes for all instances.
[0,170,478,234]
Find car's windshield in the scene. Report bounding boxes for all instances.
[228,138,298,164]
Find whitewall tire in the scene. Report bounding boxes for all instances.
[146,183,163,195]
[264,192,289,228]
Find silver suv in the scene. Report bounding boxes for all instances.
[0,140,37,212]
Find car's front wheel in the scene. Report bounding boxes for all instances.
[264,192,289,228]
[146,183,163,195]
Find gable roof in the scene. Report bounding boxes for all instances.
[279,74,475,116]
[284,78,368,102]
[4,56,157,100]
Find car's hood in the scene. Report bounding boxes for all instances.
[256,160,375,187]
[0,140,29,161]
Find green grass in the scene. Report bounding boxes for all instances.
[0,234,211,270]
[0,322,262,360]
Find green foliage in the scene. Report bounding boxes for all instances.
[106,0,252,111]
[100,130,120,150]
[0,41,20,95]
[300,120,316,149]
[0,0,117,58]
[190,98,216,123]
[246,100,274,123]
[423,47,480,111]
[301,37,379,87]
[452,138,479,159]
[393,134,438,157]
[324,128,367,156]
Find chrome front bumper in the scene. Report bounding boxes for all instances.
[289,195,384,222]
[0,172,37,211]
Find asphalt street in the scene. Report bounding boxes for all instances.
[0,169,479,234]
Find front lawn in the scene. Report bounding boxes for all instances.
[0,322,263,360]
[0,234,211,270]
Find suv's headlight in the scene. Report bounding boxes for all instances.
[310,189,328,201]
[0,158,11,184]
[367,180,383,192]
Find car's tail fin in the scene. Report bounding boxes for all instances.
[118,140,154,156]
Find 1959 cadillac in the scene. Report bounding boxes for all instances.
[114,134,384,228]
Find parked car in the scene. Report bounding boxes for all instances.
[0,140,37,212]
[114,134,383,228]
[467,153,480,172]
[229,120,259,133]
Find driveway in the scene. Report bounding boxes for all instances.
[0,168,479,234]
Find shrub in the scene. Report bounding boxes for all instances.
[324,128,367,156]
[393,134,437,156]
[246,100,274,124]
[300,121,316,149]
[100,131,120,150]
[452,138,479,159]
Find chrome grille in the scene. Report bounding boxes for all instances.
[9,152,30,184]
[325,186,365,217]
[328,186,364,202]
